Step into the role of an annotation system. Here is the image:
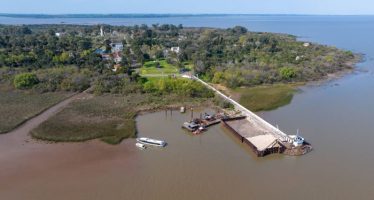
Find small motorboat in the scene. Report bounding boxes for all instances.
[202,113,214,120]
[182,121,200,131]
[136,137,167,147]
[135,142,146,149]
[180,106,186,113]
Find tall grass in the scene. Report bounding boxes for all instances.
[237,84,298,112]
[31,93,210,144]
[0,89,72,133]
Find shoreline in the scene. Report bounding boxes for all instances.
[303,53,363,87]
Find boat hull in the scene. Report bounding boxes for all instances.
[136,138,167,147]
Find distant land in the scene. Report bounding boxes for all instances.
[0,14,234,19]
[0,13,369,19]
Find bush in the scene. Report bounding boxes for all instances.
[213,95,234,109]
[33,67,92,93]
[279,67,297,80]
[14,73,39,89]
[93,74,142,95]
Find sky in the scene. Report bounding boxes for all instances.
[1,0,373,15]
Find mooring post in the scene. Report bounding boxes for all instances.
[191,108,194,120]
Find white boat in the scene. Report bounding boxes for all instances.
[180,106,186,113]
[289,129,305,147]
[136,137,167,147]
[135,143,146,149]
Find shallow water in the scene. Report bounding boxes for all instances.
[1,15,374,199]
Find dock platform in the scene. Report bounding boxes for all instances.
[188,75,312,157]
[222,118,286,157]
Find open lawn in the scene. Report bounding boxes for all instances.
[140,60,179,75]
[31,93,211,144]
[0,89,73,133]
[236,84,299,112]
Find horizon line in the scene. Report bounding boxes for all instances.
[1,13,374,17]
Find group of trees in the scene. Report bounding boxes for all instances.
[3,67,93,92]
[0,25,104,70]
[0,24,357,90]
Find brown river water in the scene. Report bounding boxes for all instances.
[2,15,374,199]
[2,105,373,200]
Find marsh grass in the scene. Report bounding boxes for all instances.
[236,84,299,112]
[0,88,72,134]
[31,93,210,144]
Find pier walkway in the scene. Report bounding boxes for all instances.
[187,75,304,156]
[191,76,291,141]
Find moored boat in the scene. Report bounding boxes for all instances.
[182,121,200,131]
[135,142,146,149]
[180,106,186,113]
[136,137,167,147]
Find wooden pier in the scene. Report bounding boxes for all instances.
[187,75,312,157]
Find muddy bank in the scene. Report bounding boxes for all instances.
[0,90,139,200]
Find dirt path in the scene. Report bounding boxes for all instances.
[2,91,90,144]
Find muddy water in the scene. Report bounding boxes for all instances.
[0,107,355,200]
[2,15,374,199]
[0,107,289,200]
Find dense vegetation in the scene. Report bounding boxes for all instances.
[0,24,357,89]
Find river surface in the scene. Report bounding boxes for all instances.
[1,15,374,199]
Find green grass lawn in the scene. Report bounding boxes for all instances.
[183,62,193,70]
[0,89,72,134]
[140,60,179,75]
[236,84,299,112]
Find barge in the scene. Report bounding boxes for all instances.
[221,118,312,157]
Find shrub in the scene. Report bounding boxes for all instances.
[14,73,39,89]
[213,95,234,109]
[279,67,297,80]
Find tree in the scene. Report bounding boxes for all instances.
[231,26,248,34]
[14,73,39,89]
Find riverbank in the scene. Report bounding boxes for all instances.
[0,88,74,134]
[31,93,213,144]
[212,53,362,112]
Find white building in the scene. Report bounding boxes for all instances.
[303,42,310,47]
[170,47,180,54]
[111,43,124,52]
[55,32,65,37]
[100,26,104,37]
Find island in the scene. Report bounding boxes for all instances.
[0,24,359,145]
